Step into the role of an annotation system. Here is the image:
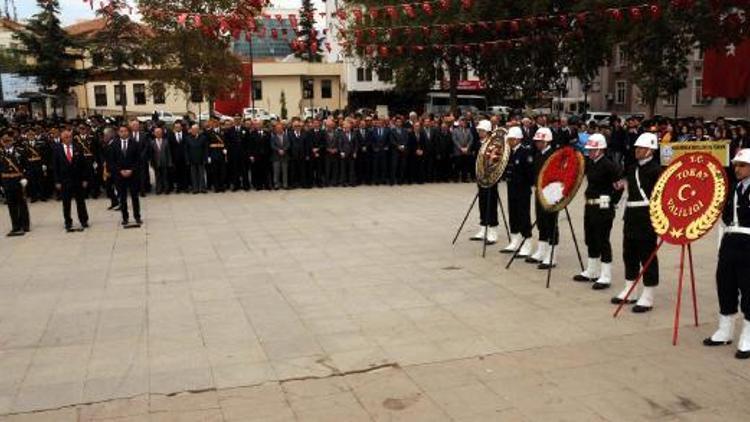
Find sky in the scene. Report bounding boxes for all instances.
[15,0,326,26]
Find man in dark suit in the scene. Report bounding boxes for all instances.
[336,121,357,187]
[390,116,409,185]
[185,124,208,194]
[168,121,189,193]
[248,120,271,190]
[287,118,308,188]
[53,129,90,231]
[225,117,249,191]
[128,119,151,197]
[150,127,172,195]
[271,122,290,189]
[354,119,371,185]
[323,120,339,187]
[110,125,142,226]
[306,119,326,187]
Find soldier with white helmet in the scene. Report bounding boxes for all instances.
[574,133,623,289]
[526,127,559,269]
[470,120,500,244]
[611,132,661,312]
[703,148,750,359]
[501,126,535,255]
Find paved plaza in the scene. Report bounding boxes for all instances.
[0,183,748,421]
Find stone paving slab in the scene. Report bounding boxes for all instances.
[0,183,749,421]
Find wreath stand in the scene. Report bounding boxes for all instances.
[613,239,699,346]
[451,186,511,258]
[505,206,584,288]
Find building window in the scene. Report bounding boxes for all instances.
[190,83,203,103]
[252,80,263,101]
[133,83,147,105]
[435,66,445,82]
[692,77,709,105]
[379,67,393,82]
[615,80,627,105]
[693,46,704,61]
[152,83,166,104]
[302,78,314,99]
[663,95,676,106]
[114,84,126,106]
[460,68,469,80]
[615,44,627,68]
[321,79,332,99]
[356,67,372,82]
[94,85,107,107]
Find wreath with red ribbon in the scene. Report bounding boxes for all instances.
[536,147,586,212]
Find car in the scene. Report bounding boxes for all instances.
[198,111,234,123]
[242,107,278,121]
[581,111,612,125]
[137,110,178,124]
[487,105,511,118]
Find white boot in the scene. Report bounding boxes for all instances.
[736,320,750,359]
[486,227,498,244]
[592,263,612,290]
[611,280,638,305]
[517,238,533,257]
[470,226,486,241]
[703,313,736,346]
[633,286,655,313]
[573,258,600,282]
[501,233,521,253]
[538,244,557,269]
[526,241,547,263]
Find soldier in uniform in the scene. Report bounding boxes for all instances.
[206,120,228,192]
[526,127,559,269]
[500,126,534,256]
[75,124,100,198]
[1,133,30,236]
[21,128,46,203]
[703,149,750,359]
[469,120,501,244]
[610,133,661,313]
[573,134,623,289]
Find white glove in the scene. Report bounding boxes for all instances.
[93,162,98,170]
[223,149,228,155]
[20,178,28,188]
[541,182,564,205]
[207,157,212,164]
[42,165,47,171]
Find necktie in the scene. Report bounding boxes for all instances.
[123,139,128,155]
[177,133,181,143]
[66,145,72,163]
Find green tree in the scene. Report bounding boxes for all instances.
[12,0,87,118]
[295,0,323,62]
[88,1,146,118]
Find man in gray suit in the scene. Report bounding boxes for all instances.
[452,118,474,182]
[271,122,290,189]
[336,120,358,186]
[150,127,172,194]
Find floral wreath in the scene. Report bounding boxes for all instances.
[535,146,586,212]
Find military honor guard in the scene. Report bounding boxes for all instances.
[573,134,623,289]
[526,127,559,269]
[1,133,30,236]
[500,126,534,256]
[611,133,661,312]
[469,120,500,244]
[703,149,750,359]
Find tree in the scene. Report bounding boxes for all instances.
[139,1,265,116]
[12,0,87,118]
[88,1,146,118]
[295,0,323,62]
[280,90,288,119]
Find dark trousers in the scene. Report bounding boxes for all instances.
[172,159,189,192]
[208,157,227,192]
[453,154,472,181]
[139,161,151,194]
[584,205,615,263]
[716,234,750,319]
[250,159,269,190]
[153,167,170,194]
[508,186,532,238]
[228,154,248,190]
[4,183,29,231]
[190,164,206,193]
[117,176,140,222]
[105,176,117,207]
[339,157,356,186]
[290,157,307,188]
[623,235,659,286]
[390,151,407,184]
[325,155,339,186]
[26,164,44,201]
[356,153,371,184]
[311,156,325,186]
[61,183,88,227]
[535,199,559,245]
[91,161,103,198]
[411,155,426,184]
[478,184,499,227]
[372,151,388,184]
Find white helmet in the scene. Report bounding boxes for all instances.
[533,127,553,142]
[506,126,523,140]
[634,132,659,150]
[585,133,607,150]
[476,120,493,133]
[732,148,750,165]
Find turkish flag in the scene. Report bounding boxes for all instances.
[703,38,750,98]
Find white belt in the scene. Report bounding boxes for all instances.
[725,226,750,236]
[586,199,602,205]
[626,200,649,208]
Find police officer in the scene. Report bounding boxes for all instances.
[703,149,750,359]
[611,132,661,312]
[526,127,558,269]
[1,133,30,236]
[470,120,500,244]
[500,126,534,256]
[573,134,623,289]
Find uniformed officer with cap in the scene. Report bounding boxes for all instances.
[703,148,750,359]
[1,133,31,236]
[573,133,623,289]
[501,126,534,256]
[611,132,661,312]
[526,127,558,269]
[470,120,500,244]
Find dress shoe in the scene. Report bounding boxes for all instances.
[135,218,143,225]
[81,222,89,228]
[121,220,129,226]
[6,230,24,237]
[611,297,637,305]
